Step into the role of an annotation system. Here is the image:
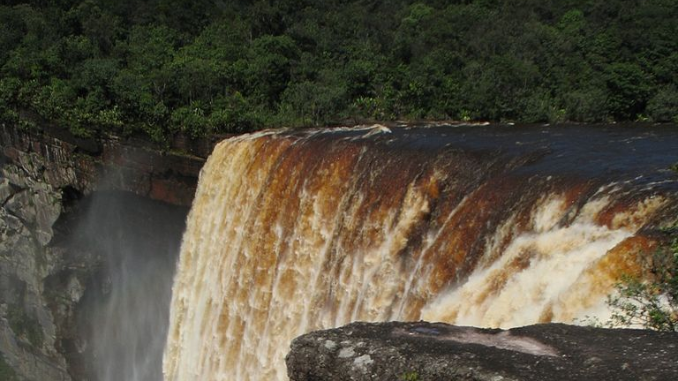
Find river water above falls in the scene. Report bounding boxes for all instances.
[162,124,678,381]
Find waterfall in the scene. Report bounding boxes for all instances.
[163,125,677,381]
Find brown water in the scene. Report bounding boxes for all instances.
[163,124,678,381]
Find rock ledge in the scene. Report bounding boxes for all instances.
[286,321,678,381]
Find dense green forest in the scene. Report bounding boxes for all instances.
[1,0,677,142]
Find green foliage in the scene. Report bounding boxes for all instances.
[607,237,678,332]
[171,103,209,139]
[209,93,258,133]
[280,77,347,126]
[521,89,565,124]
[0,0,677,140]
[561,87,609,123]
[0,77,21,108]
[647,85,678,123]
[0,6,25,64]
[246,35,299,107]
[604,63,652,120]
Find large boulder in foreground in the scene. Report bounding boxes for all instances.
[286,321,678,381]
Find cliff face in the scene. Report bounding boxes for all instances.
[0,136,72,380]
[286,321,678,381]
[0,123,202,380]
[0,124,209,206]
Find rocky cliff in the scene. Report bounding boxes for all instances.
[0,123,203,380]
[0,133,71,380]
[286,321,678,381]
[0,124,210,207]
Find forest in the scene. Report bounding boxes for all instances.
[0,0,677,143]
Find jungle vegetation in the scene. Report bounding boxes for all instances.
[0,0,677,143]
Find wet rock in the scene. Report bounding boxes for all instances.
[0,155,71,380]
[286,321,678,381]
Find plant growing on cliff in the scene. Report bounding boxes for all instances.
[607,233,678,332]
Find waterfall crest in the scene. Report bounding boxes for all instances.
[163,126,677,381]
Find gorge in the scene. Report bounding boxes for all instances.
[1,123,677,380]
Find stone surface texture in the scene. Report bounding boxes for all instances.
[0,147,72,380]
[0,123,209,207]
[0,123,208,380]
[286,321,678,381]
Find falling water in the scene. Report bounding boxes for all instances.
[68,192,186,381]
[163,124,678,381]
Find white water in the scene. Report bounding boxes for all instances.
[163,131,667,381]
[422,196,631,327]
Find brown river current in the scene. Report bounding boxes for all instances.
[162,124,678,380]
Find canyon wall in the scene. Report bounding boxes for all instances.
[0,123,203,380]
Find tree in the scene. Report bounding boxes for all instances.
[279,77,347,126]
[245,35,299,108]
[604,62,652,120]
[1,0,678,141]
[70,0,121,53]
[646,85,678,122]
[0,6,25,65]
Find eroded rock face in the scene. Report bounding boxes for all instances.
[286,321,678,381]
[0,123,201,380]
[0,123,207,207]
[0,152,72,380]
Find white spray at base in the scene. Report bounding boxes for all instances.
[163,130,668,381]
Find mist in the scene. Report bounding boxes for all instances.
[66,191,187,381]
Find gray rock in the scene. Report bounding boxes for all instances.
[65,275,85,303]
[5,190,36,225]
[2,166,26,189]
[0,208,25,243]
[1,123,205,206]
[0,157,70,380]
[0,321,70,381]
[17,152,44,180]
[4,181,61,246]
[0,178,14,204]
[286,321,678,381]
